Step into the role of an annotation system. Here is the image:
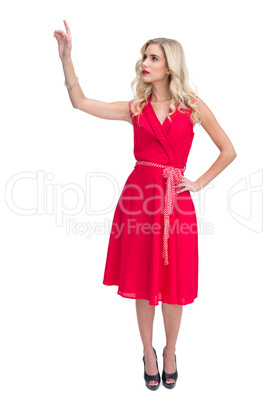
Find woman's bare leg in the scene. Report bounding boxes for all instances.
[161,303,183,384]
[135,299,158,386]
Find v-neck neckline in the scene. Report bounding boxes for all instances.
[148,95,172,128]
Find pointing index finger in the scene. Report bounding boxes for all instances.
[63,19,71,34]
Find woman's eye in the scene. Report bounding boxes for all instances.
[143,55,157,61]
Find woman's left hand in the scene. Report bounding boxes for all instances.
[175,177,201,193]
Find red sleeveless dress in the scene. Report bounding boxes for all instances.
[102,95,199,306]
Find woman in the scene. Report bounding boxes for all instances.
[53,20,237,391]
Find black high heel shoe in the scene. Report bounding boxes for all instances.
[142,347,160,391]
[162,346,178,389]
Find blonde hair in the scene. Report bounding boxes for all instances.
[130,38,201,127]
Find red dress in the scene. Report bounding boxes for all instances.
[102,95,199,306]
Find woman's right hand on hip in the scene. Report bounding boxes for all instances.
[53,19,72,61]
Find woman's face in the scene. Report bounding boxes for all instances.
[141,44,170,83]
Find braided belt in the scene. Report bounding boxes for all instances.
[135,160,186,266]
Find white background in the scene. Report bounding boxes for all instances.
[1,0,267,400]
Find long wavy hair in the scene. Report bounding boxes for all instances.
[130,38,201,127]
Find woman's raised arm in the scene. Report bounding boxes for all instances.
[77,98,132,123]
[53,20,132,124]
[53,20,84,108]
